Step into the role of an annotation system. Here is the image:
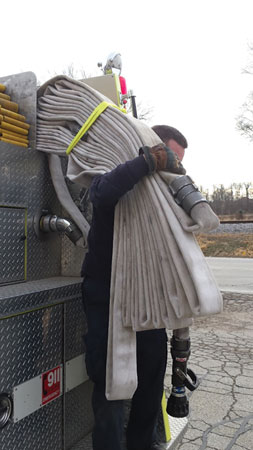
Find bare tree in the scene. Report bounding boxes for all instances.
[236,44,253,140]
[61,63,89,80]
[237,94,253,140]
[242,44,253,75]
[37,63,90,87]
[126,99,154,122]
[208,182,253,215]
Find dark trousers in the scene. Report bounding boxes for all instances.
[82,278,168,450]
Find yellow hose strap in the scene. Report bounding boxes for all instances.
[161,391,171,442]
[66,101,126,155]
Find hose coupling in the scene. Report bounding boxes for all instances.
[39,214,82,245]
[169,175,207,214]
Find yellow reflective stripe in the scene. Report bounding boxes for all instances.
[161,391,171,442]
[113,74,121,107]
[0,301,64,321]
[66,101,126,155]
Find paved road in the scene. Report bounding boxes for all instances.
[206,257,253,293]
[167,258,253,449]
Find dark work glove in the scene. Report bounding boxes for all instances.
[139,144,186,175]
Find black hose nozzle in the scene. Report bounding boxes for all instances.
[166,336,199,418]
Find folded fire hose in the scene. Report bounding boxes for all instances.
[36,76,223,400]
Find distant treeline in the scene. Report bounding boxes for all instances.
[200,183,253,216]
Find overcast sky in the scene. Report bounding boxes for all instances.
[2,0,253,190]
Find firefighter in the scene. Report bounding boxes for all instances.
[81,125,187,450]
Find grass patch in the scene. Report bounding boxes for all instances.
[196,233,253,257]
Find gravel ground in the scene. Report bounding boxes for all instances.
[210,223,253,234]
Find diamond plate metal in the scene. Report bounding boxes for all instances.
[0,72,93,449]
[166,416,188,449]
[0,278,82,318]
[0,143,33,207]
[0,305,63,391]
[64,298,87,361]
[0,302,64,450]
[64,297,93,449]
[0,279,187,450]
[25,147,62,280]
[0,207,26,284]
[70,433,93,450]
[0,72,62,281]
[1,397,63,450]
[65,381,94,449]
[0,281,94,450]
[0,142,85,281]
[0,142,61,281]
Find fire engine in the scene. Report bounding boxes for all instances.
[0,54,187,450]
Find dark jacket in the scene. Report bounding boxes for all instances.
[81,155,148,282]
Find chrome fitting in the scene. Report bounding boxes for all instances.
[39,214,82,245]
[169,175,207,214]
[0,393,13,429]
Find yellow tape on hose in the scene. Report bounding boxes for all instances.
[66,101,126,155]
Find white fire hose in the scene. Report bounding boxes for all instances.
[37,76,222,400]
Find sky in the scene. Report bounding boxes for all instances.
[2,0,253,191]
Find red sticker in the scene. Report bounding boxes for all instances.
[42,366,61,405]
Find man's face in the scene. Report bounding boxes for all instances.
[166,139,185,161]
